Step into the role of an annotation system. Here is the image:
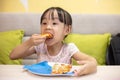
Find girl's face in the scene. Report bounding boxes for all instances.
[41,10,71,46]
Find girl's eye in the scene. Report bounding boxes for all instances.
[42,22,47,25]
[53,23,57,25]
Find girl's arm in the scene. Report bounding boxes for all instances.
[9,34,46,60]
[72,51,97,76]
[9,39,35,60]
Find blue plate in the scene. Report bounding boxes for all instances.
[23,61,74,76]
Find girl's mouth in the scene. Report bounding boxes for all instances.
[42,33,53,39]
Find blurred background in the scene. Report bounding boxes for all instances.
[0,0,120,14]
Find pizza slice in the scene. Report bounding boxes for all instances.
[41,33,53,39]
[51,63,72,74]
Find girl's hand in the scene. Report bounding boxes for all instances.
[74,60,97,76]
[29,34,46,46]
[74,61,87,76]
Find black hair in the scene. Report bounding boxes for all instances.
[40,7,72,26]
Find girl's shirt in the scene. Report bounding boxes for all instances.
[34,43,79,64]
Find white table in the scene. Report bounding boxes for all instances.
[0,65,120,80]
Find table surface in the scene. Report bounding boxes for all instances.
[0,65,120,80]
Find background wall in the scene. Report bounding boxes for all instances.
[0,0,120,14]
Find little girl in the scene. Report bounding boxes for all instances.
[10,7,97,76]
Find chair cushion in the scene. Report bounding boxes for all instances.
[0,30,24,64]
[64,33,111,65]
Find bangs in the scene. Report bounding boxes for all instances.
[40,7,72,26]
[41,9,64,23]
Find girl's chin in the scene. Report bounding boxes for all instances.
[45,39,53,44]
[46,38,53,41]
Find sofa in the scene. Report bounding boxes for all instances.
[0,13,120,65]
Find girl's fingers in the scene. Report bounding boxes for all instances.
[30,34,46,45]
[74,65,86,76]
[34,39,45,45]
[32,34,46,40]
[74,61,89,76]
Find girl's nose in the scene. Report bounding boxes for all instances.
[46,25,52,29]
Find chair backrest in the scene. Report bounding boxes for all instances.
[0,13,120,36]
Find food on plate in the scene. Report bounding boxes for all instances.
[41,33,53,39]
[51,63,72,74]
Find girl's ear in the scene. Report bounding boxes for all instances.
[64,25,72,36]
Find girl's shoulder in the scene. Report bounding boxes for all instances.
[63,42,78,49]
[64,42,76,46]
[63,43,79,56]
